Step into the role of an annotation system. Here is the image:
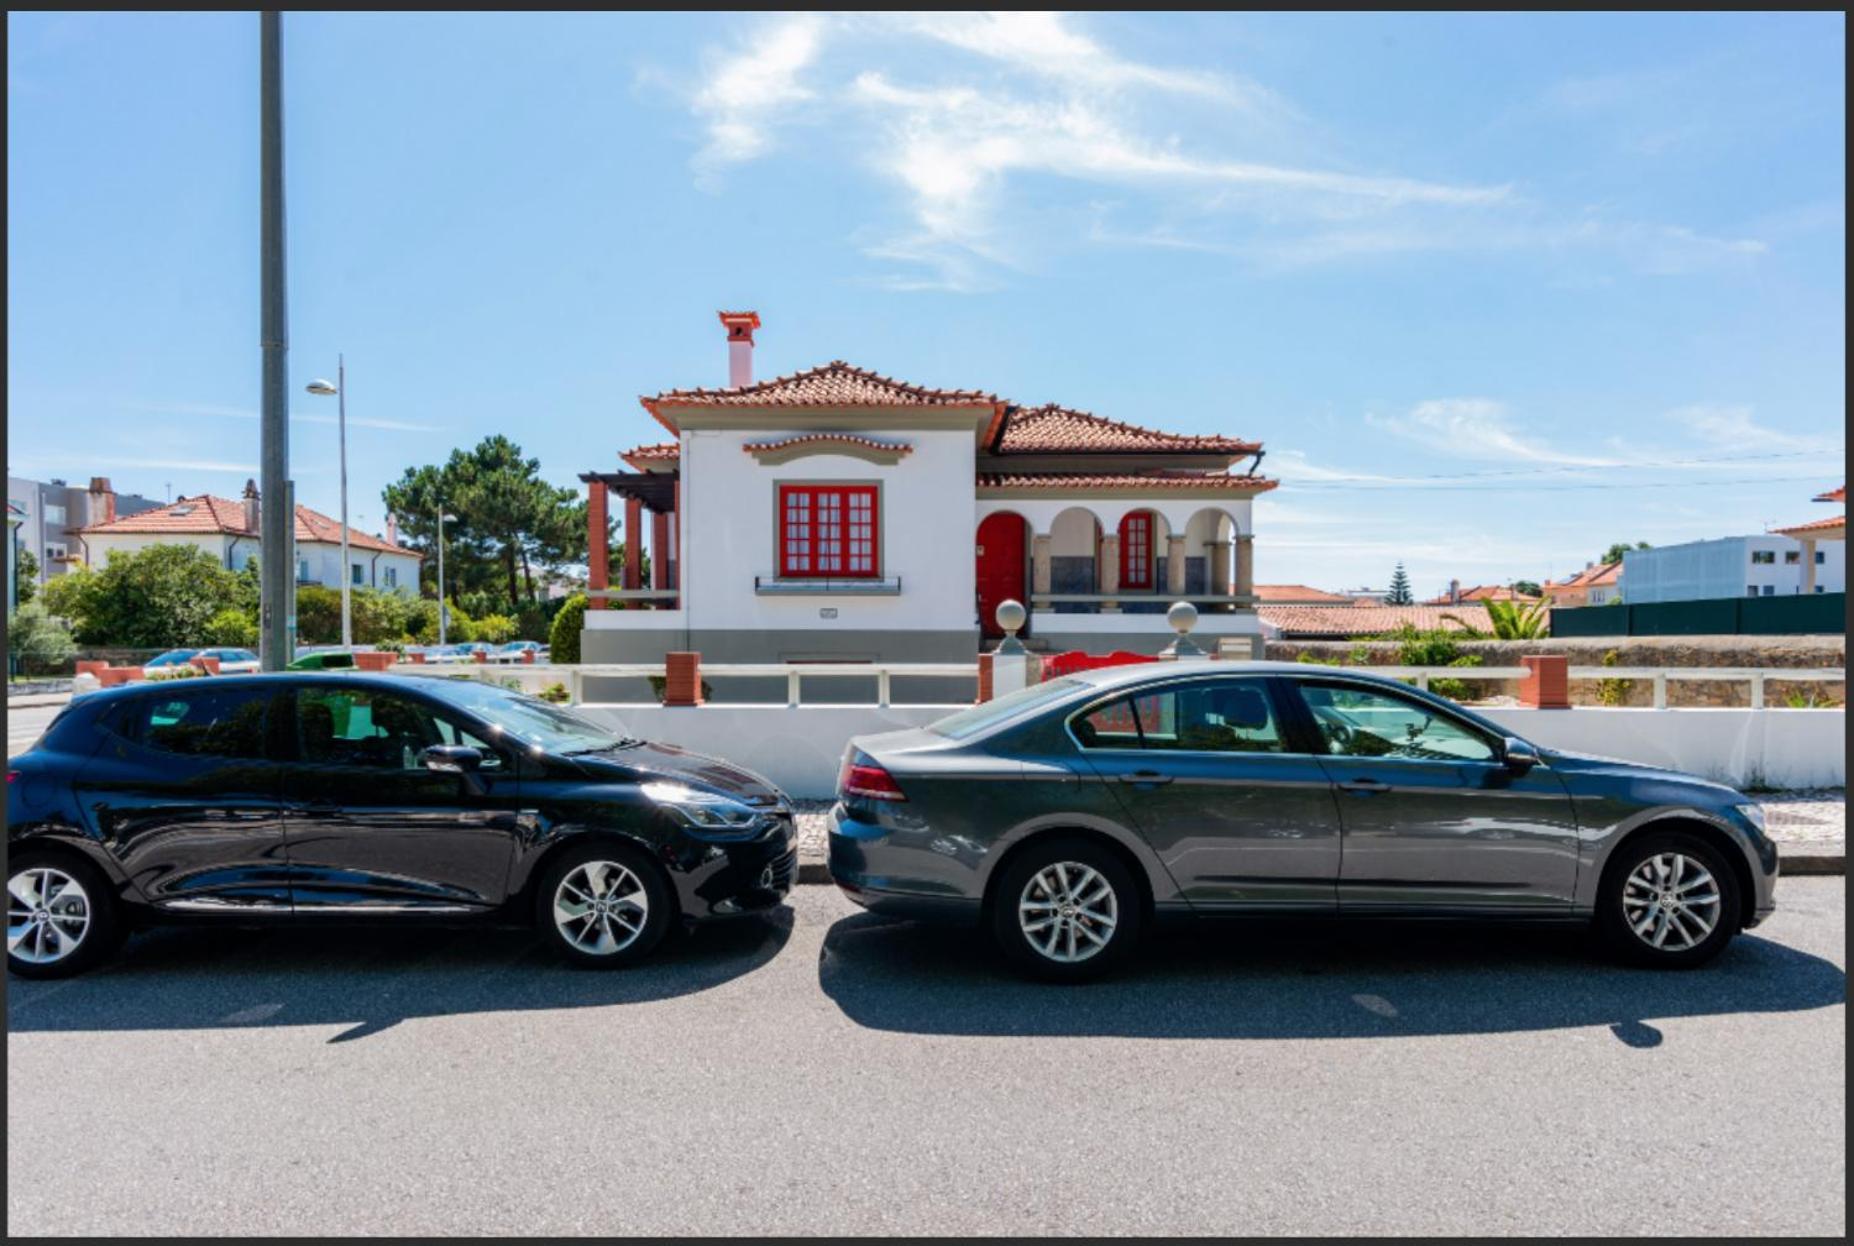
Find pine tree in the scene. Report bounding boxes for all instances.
[1386,563,1413,605]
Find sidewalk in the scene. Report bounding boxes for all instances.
[789,793,1847,882]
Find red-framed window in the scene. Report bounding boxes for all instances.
[779,484,879,578]
[1119,511,1154,590]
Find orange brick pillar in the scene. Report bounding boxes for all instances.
[1518,655,1570,709]
[586,480,609,611]
[663,652,703,706]
[623,496,644,600]
[75,660,107,679]
[194,655,221,675]
[651,509,671,593]
[976,653,994,703]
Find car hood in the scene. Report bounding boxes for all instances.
[1543,747,1742,800]
[568,740,788,807]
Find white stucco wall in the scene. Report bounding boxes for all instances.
[82,532,416,590]
[679,428,978,634]
[1623,535,1846,602]
[84,532,237,567]
[977,497,1252,539]
[573,702,1842,798]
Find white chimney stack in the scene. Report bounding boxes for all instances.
[386,514,398,546]
[718,310,761,388]
[1449,578,1461,605]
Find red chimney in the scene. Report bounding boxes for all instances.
[718,310,761,388]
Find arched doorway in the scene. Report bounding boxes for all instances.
[976,511,1028,638]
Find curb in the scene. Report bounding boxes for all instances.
[794,857,1846,884]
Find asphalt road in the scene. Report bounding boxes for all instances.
[6,879,1845,1236]
[7,701,60,757]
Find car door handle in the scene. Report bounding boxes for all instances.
[1337,778,1391,795]
[1117,771,1173,786]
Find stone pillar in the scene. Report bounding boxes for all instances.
[586,482,609,611]
[623,495,643,596]
[976,652,994,703]
[1518,655,1570,709]
[991,649,1035,696]
[1031,533,1052,604]
[1206,538,1233,612]
[1166,533,1188,598]
[664,651,703,706]
[1802,538,1818,594]
[1234,533,1255,602]
[1098,533,1121,614]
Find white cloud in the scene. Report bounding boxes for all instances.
[132,399,440,434]
[1666,404,1838,453]
[1368,399,1620,466]
[690,13,825,168]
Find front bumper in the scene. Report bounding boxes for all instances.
[666,813,798,921]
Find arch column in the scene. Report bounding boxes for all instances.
[1234,533,1255,603]
[1165,533,1188,597]
[1032,533,1052,600]
[1099,533,1121,613]
[1206,537,1233,612]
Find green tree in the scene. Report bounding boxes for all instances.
[1600,541,1650,566]
[8,601,76,675]
[294,585,344,645]
[1512,580,1542,598]
[1385,563,1414,605]
[1446,596,1552,640]
[548,594,587,663]
[203,607,258,648]
[38,545,241,647]
[14,546,39,606]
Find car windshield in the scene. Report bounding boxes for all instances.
[927,677,1087,741]
[417,679,637,753]
[149,650,196,666]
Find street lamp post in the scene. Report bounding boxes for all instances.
[305,359,349,648]
[437,511,458,645]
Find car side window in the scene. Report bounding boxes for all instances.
[296,686,500,770]
[1072,680,1288,754]
[130,686,271,759]
[1296,683,1497,763]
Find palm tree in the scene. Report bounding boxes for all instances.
[1445,595,1552,640]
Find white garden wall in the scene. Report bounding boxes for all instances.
[575,702,1844,798]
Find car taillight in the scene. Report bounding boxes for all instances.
[838,749,906,802]
[5,771,17,785]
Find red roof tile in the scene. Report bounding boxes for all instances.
[621,442,680,470]
[996,405,1260,456]
[1261,604,1481,638]
[79,495,420,557]
[1815,485,1845,504]
[976,471,1278,493]
[1772,513,1847,537]
[1421,584,1541,605]
[1253,584,1354,604]
[644,360,1000,411]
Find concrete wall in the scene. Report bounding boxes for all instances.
[575,700,1843,798]
[1624,535,1846,603]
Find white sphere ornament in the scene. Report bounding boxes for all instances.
[1167,600,1199,635]
[996,599,1027,635]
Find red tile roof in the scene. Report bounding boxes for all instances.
[1772,513,1847,537]
[1815,485,1845,504]
[644,361,1000,411]
[79,495,420,557]
[976,471,1278,493]
[1549,562,1621,590]
[621,442,680,470]
[1421,584,1540,605]
[995,404,1261,456]
[1253,584,1354,604]
[1262,604,1481,638]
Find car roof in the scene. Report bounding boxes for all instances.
[75,669,480,706]
[1062,659,1415,692]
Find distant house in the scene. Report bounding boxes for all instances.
[78,479,422,591]
[6,476,161,585]
[579,311,1277,663]
[1623,532,1844,603]
[1423,579,1539,606]
[1769,483,1846,594]
[1544,561,1622,607]
[1253,583,1354,604]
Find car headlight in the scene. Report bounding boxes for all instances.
[641,781,765,837]
[1734,802,1768,833]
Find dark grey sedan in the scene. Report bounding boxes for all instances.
[828,662,1779,981]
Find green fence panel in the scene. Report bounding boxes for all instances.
[1630,597,1740,636]
[1548,604,1628,637]
[1552,592,1847,637]
[1739,591,1847,635]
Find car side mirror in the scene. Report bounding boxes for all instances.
[1502,737,1541,772]
[421,744,483,774]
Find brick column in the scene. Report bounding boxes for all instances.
[651,509,671,593]
[1166,533,1188,598]
[586,481,609,611]
[1234,533,1255,602]
[623,495,644,599]
[193,655,221,675]
[663,651,703,706]
[1518,655,1570,709]
[976,652,994,703]
[1098,533,1121,614]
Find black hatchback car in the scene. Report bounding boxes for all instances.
[7,673,797,978]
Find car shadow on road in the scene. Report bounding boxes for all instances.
[818,913,1845,1043]
[5,911,793,1042]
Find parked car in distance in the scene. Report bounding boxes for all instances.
[829,662,1779,982]
[141,649,201,677]
[7,673,798,978]
[287,650,358,671]
[198,647,261,673]
[490,640,547,664]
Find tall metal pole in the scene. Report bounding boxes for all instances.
[337,354,351,649]
[437,511,448,646]
[258,11,293,670]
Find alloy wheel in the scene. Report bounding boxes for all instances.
[553,860,649,956]
[7,866,92,966]
[1018,861,1118,964]
[1620,852,1721,952]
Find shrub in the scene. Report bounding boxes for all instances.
[146,664,207,681]
[1596,648,1632,707]
[1374,623,1482,702]
[37,545,241,648]
[474,613,519,644]
[548,594,587,664]
[294,585,344,645]
[539,681,570,704]
[7,602,76,675]
[203,607,259,648]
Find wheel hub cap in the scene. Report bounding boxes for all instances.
[553,860,648,956]
[1019,862,1118,965]
[1621,852,1720,952]
[8,866,92,965]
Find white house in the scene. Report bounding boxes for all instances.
[580,312,1275,663]
[78,480,422,591]
[1622,533,1845,603]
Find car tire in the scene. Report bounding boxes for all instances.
[6,849,123,980]
[991,836,1142,983]
[1595,830,1742,968]
[535,840,673,969]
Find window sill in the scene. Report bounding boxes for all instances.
[755,575,902,596]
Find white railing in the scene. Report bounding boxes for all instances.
[563,661,975,708]
[1353,664,1844,709]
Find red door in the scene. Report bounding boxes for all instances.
[976,512,1028,638]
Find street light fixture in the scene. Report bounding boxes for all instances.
[304,358,351,649]
[437,511,459,646]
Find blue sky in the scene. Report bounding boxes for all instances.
[7,11,1845,595]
